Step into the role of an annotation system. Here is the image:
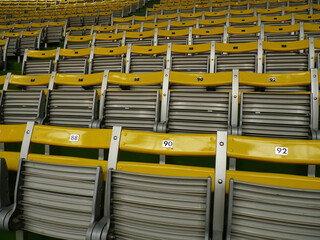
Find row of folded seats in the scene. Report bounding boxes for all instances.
[0,121,319,240]
[62,23,320,49]
[0,70,319,141]
[21,39,320,78]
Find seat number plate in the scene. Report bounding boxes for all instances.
[275,147,288,155]
[163,140,173,148]
[70,134,79,142]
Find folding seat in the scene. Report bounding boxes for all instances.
[263,23,304,42]
[168,43,214,73]
[64,34,94,49]
[179,5,195,13]
[97,12,112,26]
[204,10,228,20]
[92,71,162,131]
[263,39,313,73]
[226,26,261,43]
[158,70,234,133]
[156,13,179,23]
[195,3,212,12]
[229,9,256,18]
[0,25,13,34]
[229,16,259,28]
[248,0,268,9]
[192,27,224,44]
[289,0,310,7]
[169,20,197,30]
[19,17,33,24]
[12,23,30,32]
[29,22,47,33]
[123,30,155,46]
[18,30,43,60]
[21,49,56,75]
[285,4,311,15]
[54,47,90,74]
[146,6,162,16]
[83,13,97,26]
[92,25,117,34]
[0,73,49,124]
[225,134,320,237]
[260,14,294,26]
[68,26,86,36]
[211,2,229,11]
[93,32,122,48]
[304,23,320,40]
[157,29,189,45]
[125,44,167,73]
[2,32,20,58]
[230,1,248,10]
[117,23,142,33]
[45,21,66,46]
[142,21,168,31]
[42,72,101,126]
[0,122,112,240]
[268,0,288,8]
[238,70,319,139]
[295,13,320,24]
[198,18,227,28]
[68,15,83,27]
[88,46,125,74]
[134,15,156,25]
[113,16,134,26]
[162,6,178,14]
[214,41,262,73]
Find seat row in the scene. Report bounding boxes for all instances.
[21,40,319,76]
[0,122,319,240]
[148,2,317,15]
[1,69,319,141]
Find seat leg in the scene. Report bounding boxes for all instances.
[16,230,25,240]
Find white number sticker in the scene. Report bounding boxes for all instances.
[275,147,288,155]
[69,134,79,142]
[269,77,277,82]
[162,140,173,148]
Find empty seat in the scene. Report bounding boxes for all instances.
[22,49,56,75]
[199,18,227,29]
[3,32,20,57]
[94,33,122,48]
[46,21,66,45]
[192,28,223,45]
[0,90,45,124]
[97,12,112,26]
[180,12,202,21]
[264,24,302,42]
[169,20,196,30]
[229,16,259,28]
[89,46,125,74]
[261,14,293,26]
[227,179,320,240]
[227,26,261,44]
[263,40,311,73]
[64,34,93,49]
[156,13,178,23]
[240,92,313,139]
[69,16,83,27]
[126,45,167,73]
[106,170,212,240]
[55,48,90,74]
[18,30,42,57]
[124,30,155,46]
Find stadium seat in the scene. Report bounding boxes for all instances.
[123,30,155,46]
[0,73,48,124]
[93,71,162,130]
[54,47,90,74]
[89,46,125,74]
[64,34,94,49]
[45,21,66,46]
[22,49,56,75]
[42,72,101,127]
[126,45,167,73]
[192,27,224,44]
[0,122,111,240]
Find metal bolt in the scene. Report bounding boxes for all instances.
[113,136,117,140]
[165,74,168,77]
[314,97,318,100]
[218,179,223,184]
[234,95,237,98]
[26,130,30,134]
[314,75,317,78]
[163,93,166,97]
[234,75,237,78]
[219,142,224,146]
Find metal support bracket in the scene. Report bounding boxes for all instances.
[213,131,228,240]
[107,126,122,170]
